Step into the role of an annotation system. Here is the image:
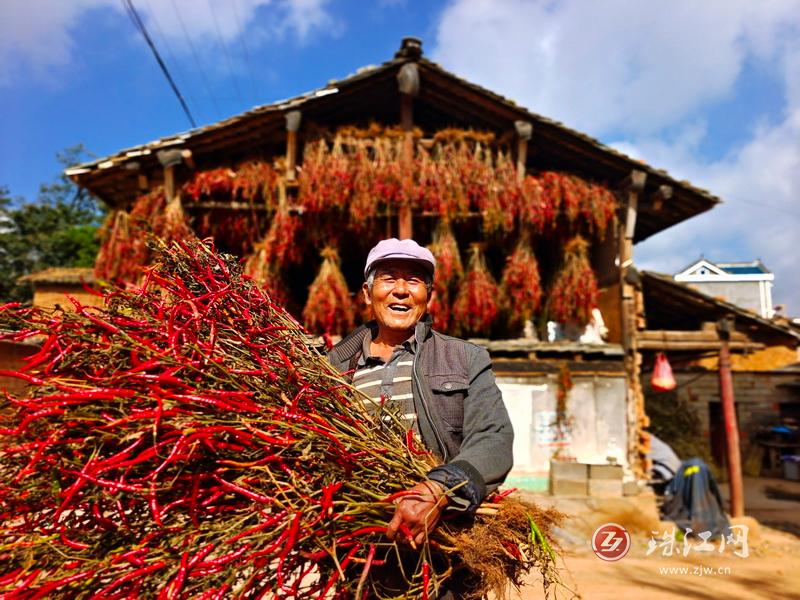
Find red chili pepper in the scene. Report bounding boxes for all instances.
[422,561,431,600]
[95,561,166,597]
[0,370,45,385]
[60,532,89,550]
[405,429,431,456]
[212,475,275,504]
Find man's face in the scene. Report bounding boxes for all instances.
[363,260,430,337]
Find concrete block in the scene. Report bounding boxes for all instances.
[588,479,623,498]
[589,464,624,480]
[623,480,641,496]
[550,478,588,496]
[550,460,588,481]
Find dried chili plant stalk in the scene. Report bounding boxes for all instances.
[547,235,599,327]
[0,238,562,599]
[452,244,501,337]
[302,246,355,336]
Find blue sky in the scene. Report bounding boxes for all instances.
[1,0,799,315]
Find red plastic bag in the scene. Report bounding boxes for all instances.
[651,352,677,392]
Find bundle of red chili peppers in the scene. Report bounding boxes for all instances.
[451,245,501,337]
[0,238,561,598]
[95,188,194,284]
[500,236,542,333]
[426,221,463,333]
[302,247,355,336]
[547,235,600,327]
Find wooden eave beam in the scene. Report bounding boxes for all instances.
[636,339,764,352]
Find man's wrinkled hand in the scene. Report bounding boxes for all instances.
[386,480,448,547]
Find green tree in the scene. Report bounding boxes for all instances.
[0,145,105,303]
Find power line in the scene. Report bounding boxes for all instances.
[170,0,223,120]
[207,0,246,107]
[122,0,197,129]
[142,0,199,120]
[231,0,260,104]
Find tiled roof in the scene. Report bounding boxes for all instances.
[17,268,95,285]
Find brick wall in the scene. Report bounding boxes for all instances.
[645,370,800,461]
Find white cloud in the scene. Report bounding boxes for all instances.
[631,108,800,316]
[432,0,800,137]
[0,0,114,86]
[432,0,800,316]
[0,0,338,87]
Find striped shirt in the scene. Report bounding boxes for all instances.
[353,331,417,431]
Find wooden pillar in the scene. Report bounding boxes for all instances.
[157,149,187,202]
[649,185,672,212]
[618,170,647,477]
[514,120,533,183]
[397,63,419,240]
[718,316,744,517]
[285,110,302,182]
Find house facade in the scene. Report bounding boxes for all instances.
[675,258,775,319]
[63,38,722,492]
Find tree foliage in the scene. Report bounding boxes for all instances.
[0,145,105,303]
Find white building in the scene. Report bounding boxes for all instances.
[674,258,775,318]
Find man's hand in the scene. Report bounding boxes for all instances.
[386,480,448,547]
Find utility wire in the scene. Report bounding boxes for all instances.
[207,0,246,107]
[122,0,197,128]
[170,0,223,120]
[142,0,199,120]
[231,0,260,104]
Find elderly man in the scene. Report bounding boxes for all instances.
[328,238,514,546]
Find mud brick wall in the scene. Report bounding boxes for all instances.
[0,340,36,398]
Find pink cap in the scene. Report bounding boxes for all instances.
[364,238,436,279]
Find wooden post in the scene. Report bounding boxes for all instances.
[157,149,185,202]
[514,121,533,183]
[397,63,419,240]
[163,166,175,203]
[285,110,302,182]
[618,170,647,476]
[649,185,672,212]
[718,316,744,518]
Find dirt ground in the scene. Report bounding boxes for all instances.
[509,477,800,599]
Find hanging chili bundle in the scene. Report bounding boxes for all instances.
[426,221,463,333]
[500,236,542,332]
[517,175,556,233]
[0,238,561,599]
[182,168,236,201]
[483,149,518,234]
[243,209,302,306]
[93,210,130,282]
[93,188,194,283]
[451,244,501,337]
[302,246,355,336]
[297,138,354,213]
[583,182,617,239]
[231,160,278,208]
[547,235,599,327]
